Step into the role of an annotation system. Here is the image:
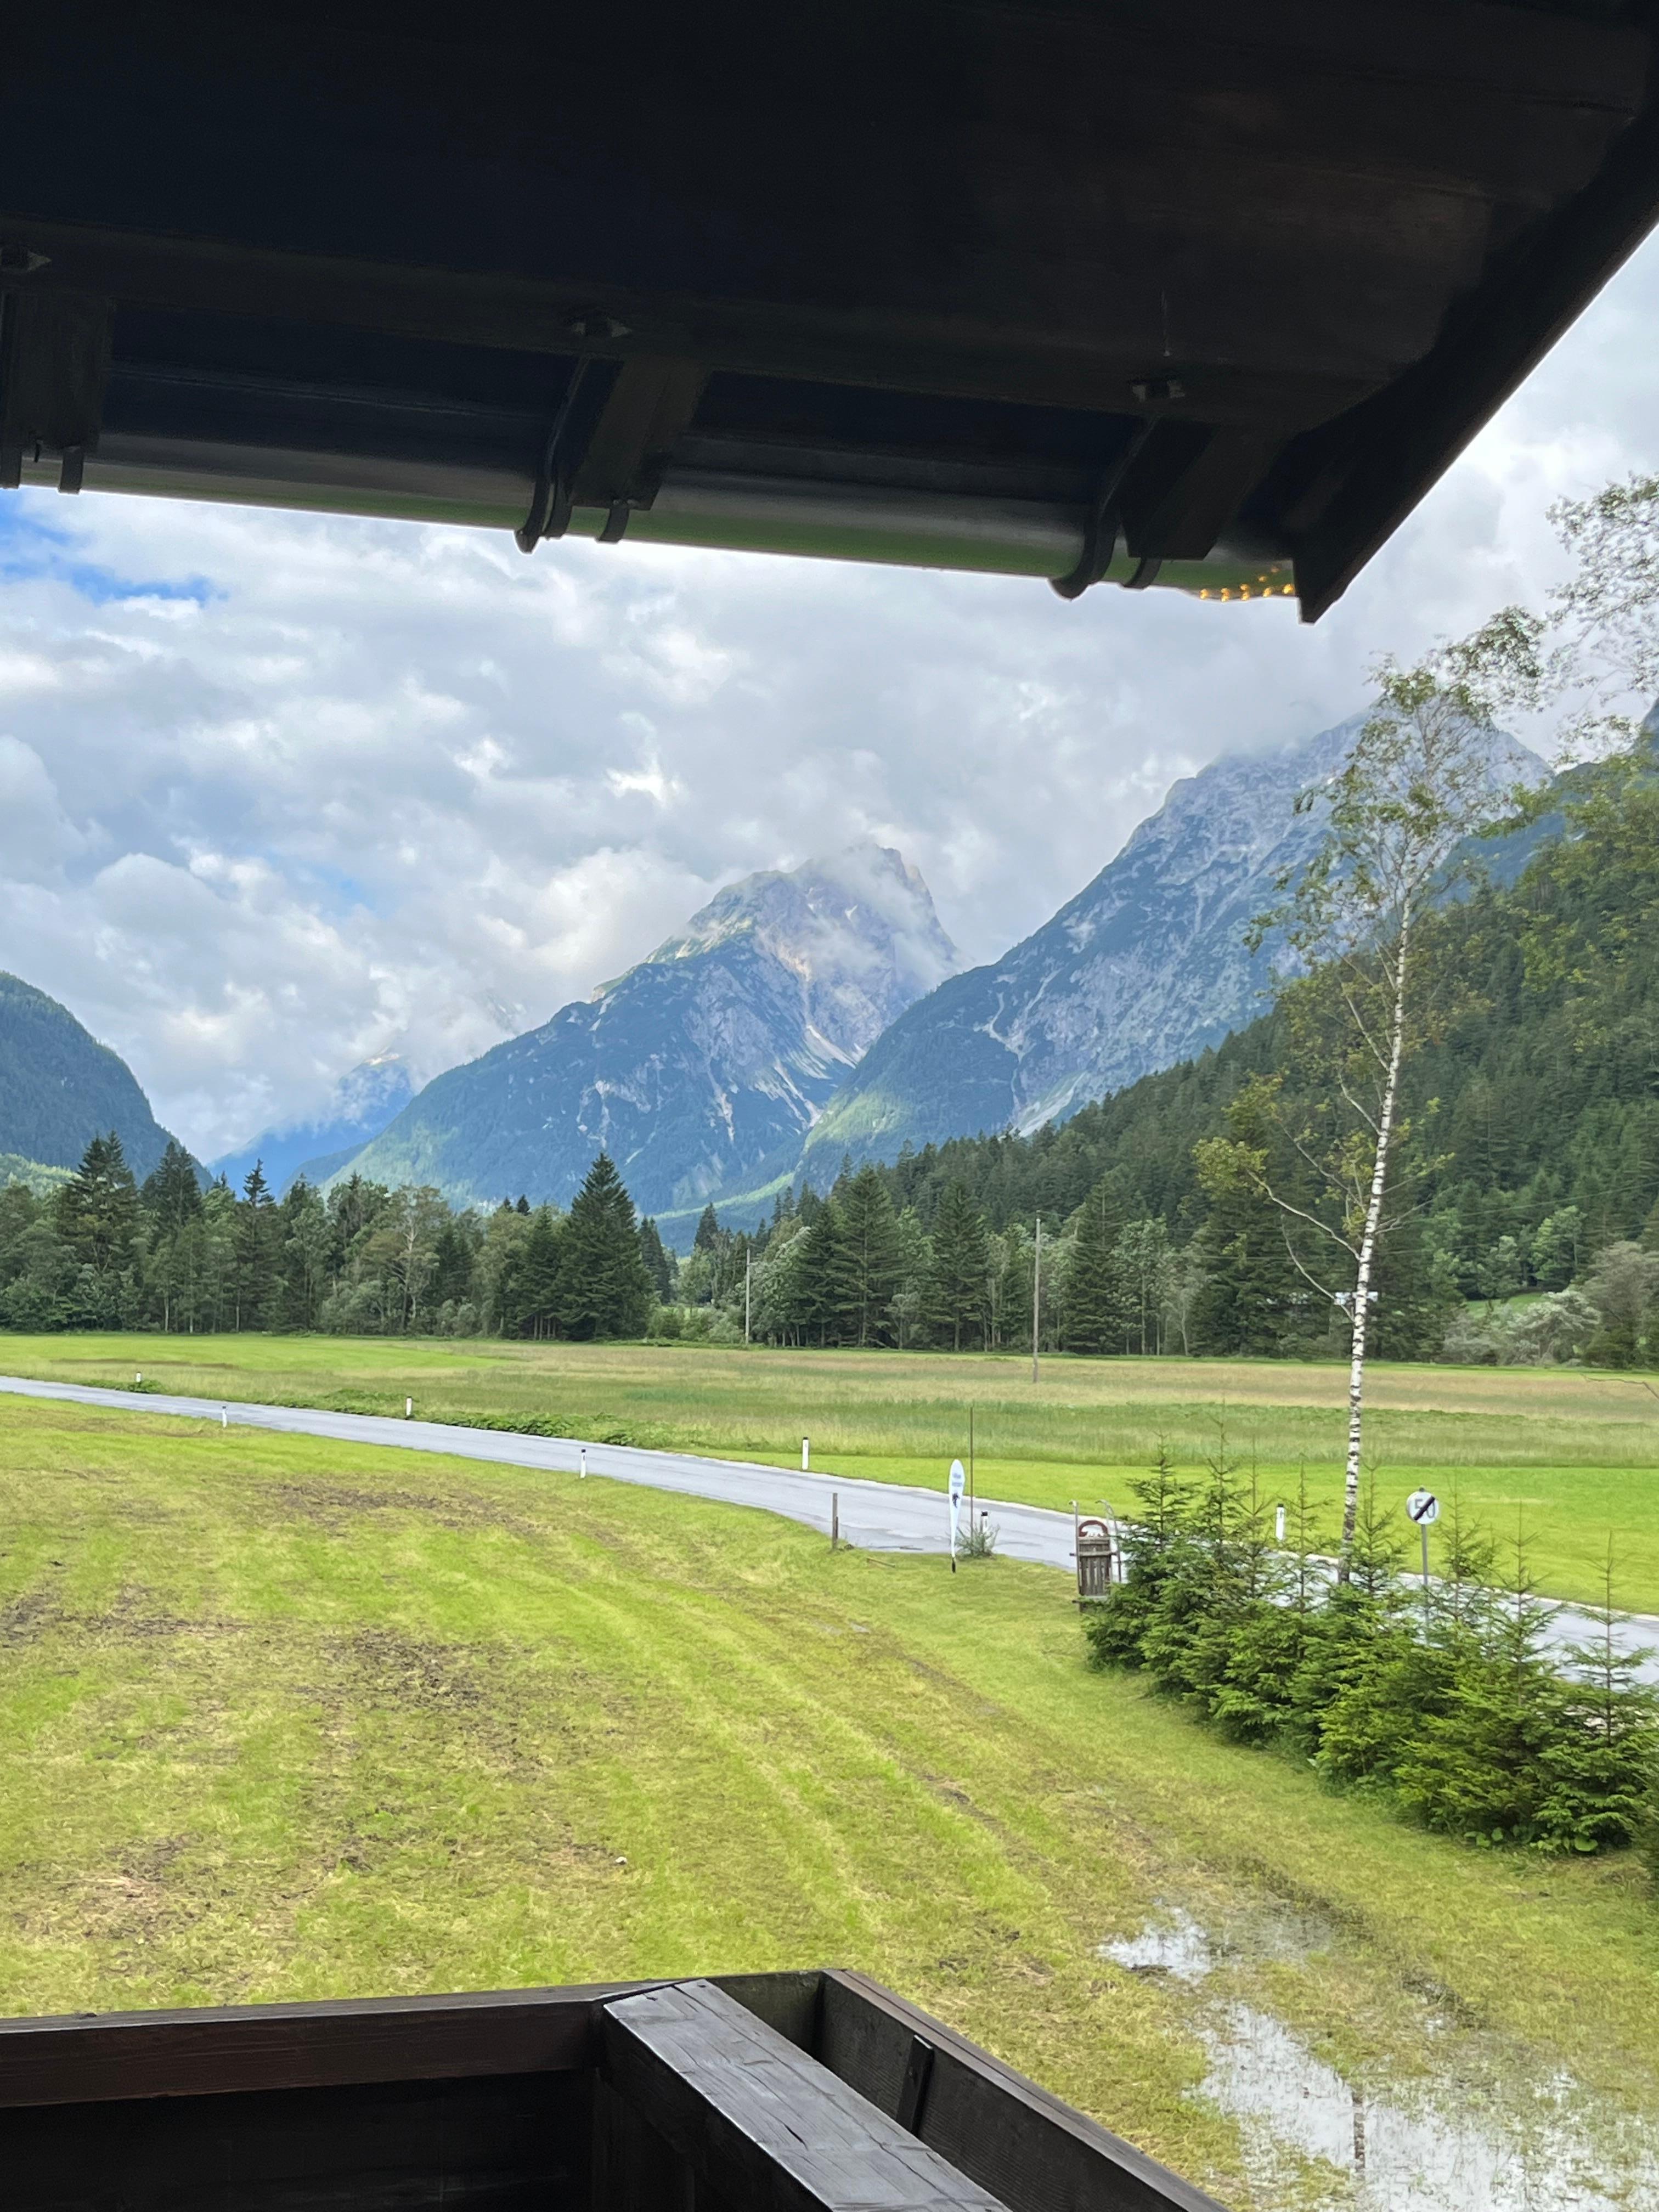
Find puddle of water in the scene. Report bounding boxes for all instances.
[1101,1911,1659,2211]
[1099,1908,1212,1983]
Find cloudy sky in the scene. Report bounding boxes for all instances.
[3,235,1658,1161]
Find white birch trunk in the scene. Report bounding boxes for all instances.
[1340,916,1410,1567]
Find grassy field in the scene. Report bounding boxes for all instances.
[5,1391,1659,2207]
[3,1332,1658,1610]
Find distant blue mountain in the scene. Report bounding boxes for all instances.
[211,1054,415,1195]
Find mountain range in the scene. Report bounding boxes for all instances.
[1,710,1550,1236]
[338,844,958,1217]
[788,714,1544,1189]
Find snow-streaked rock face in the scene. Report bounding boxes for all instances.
[338,844,957,1215]
[797,715,1544,1177]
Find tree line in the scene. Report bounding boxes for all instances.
[0,1143,656,1341]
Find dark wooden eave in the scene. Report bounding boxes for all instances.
[1,1,1656,615]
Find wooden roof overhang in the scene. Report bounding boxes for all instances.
[2,1,1656,618]
[1,1970,1229,2212]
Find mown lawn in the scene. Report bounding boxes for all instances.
[4,1393,1659,2209]
[3,1333,1658,1609]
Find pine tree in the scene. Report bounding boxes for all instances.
[57,1131,139,1268]
[828,1165,902,1345]
[638,1217,674,1301]
[795,1200,844,1346]
[924,1181,990,1349]
[694,1203,720,1254]
[140,1138,202,1233]
[234,1160,279,1330]
[1188,1172,1302,1354]
[518,1209,566,1337]
[1060,1175,1128,1352]
[557,1154,654,1340]
[431,1217,479,1310]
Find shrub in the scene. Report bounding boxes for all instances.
[1085,1444,1658,1858]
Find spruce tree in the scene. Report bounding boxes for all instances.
[638,1217,674,1301]
[1189,1174,1301,1354]
[234,1160,279,1330]
[140,1138,202,1233]
[827,1165,902,1346]
[795,1200,844,1346]
[694,1203,720,1254]
[924,1181,990,1349]
[518,1208,566,1337]
[55,1131,140,1277]
[1060,1175,1128,1352]
[557,1154,654,1340]
[431,1218,478,1310]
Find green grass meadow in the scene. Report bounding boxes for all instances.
[6,1390,1659,2208]
[3,1332,1658,1609]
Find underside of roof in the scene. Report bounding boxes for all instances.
[2,1,1657,617]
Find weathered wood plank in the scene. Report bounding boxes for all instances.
[0,1983,645,2109]
[602,1979,1012,2212]
[3,2071,584,2212]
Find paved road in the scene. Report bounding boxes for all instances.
[7,1372,1657,1679]
[0,1372,1081,1568]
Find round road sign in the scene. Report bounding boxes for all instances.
[1406,1488,1440,1526]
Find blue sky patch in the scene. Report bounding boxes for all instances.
[0,496,218,606]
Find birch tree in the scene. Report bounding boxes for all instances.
[1202,618,1540,1568]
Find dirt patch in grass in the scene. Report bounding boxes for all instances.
[256,1476,541,1538]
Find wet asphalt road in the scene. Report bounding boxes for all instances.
[0,1372,1079,1566]
[6,1371,1656,1677]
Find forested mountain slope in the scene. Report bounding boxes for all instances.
[858,735,1659,1346]
[0,973,178,1182]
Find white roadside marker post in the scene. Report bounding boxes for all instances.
[580,1446,587,1480]
[949,1458,965,1574]
[405,1397,413,1419]
[1276,1504,1286,1545]
[802,1436,809,1472]
[1406,1488,1440,1635]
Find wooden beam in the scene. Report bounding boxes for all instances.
[0,217,1390,432]
[0,1983,650,2109]
[817,1972,1229,2212]
[600,1980,1011,2212]
[1292,86,1659,620]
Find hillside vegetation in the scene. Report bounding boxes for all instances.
[0,973,176,1181]
[815,744,1659,1368]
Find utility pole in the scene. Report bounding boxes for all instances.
[1031,1216,1042,1384]
[744,1251,752,1345]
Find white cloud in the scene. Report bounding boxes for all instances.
[1,232,1657,1159]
